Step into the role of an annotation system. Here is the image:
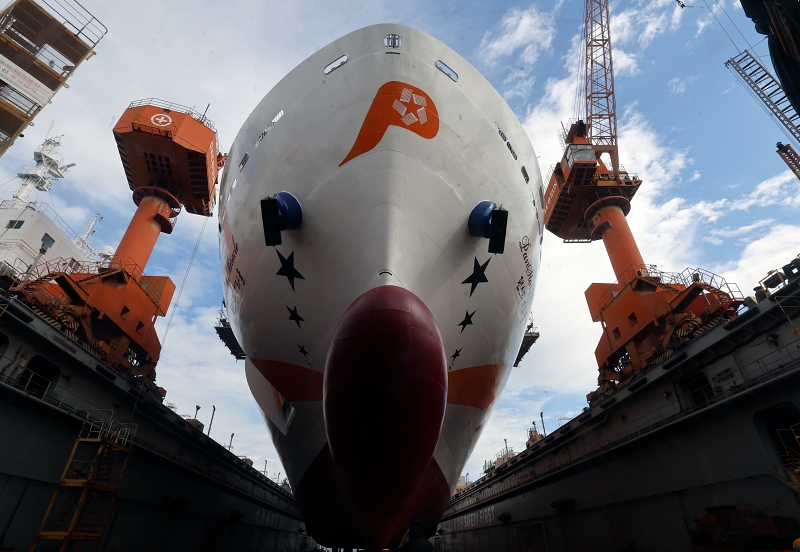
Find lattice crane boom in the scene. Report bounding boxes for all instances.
[586,0,618,148]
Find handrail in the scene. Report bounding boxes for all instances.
[0,199,95,259]
[0,363,298,508]
[10,255,164,307]
[592,263,743,314]
[37,0,108,47]
[446,333,800,514]
[128,98,216,132]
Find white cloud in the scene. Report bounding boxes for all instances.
[715,224,800,294]
[668,75,699,94]
[520,32,584,164]
[502,70,537,101]
[702,218,776,245]
[156,305,287,482]
[696,11,716,36]
[479,5,556,66]
[614,48,641,76]
[732,170,800,210]
[611,0,682,48]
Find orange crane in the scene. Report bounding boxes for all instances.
[543,0,743,403]
[12,100,222,398]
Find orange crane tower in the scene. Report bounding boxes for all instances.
[12,100,222,397]
[544,0,742,402]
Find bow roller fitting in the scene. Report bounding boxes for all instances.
[468,200,508,254]
[261,191,303,246]
[468,201,496,238]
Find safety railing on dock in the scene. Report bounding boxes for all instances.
[592,264,743,314]
[447,330,800,515]
[0,359,297,512]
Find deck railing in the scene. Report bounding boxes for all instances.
[0,357,298,511]
[447,331,800,515]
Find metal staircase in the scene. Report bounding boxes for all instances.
[30,410,135,552]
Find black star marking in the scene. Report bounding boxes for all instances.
[458,311,476,333]
[462,257,490,297]
[286,306,304,328]
[276,250,305,291]
[298,345,309,358]
[451,348,462,361]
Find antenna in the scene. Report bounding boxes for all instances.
[74,212,102,258]
[13,136,74,202]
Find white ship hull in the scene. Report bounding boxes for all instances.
[218,24,544,549]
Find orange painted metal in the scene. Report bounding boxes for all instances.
[540,0,745,405]
[13,259,175,383]
[339,81,439,166]
[542,123,640,242]
[250,358,325,402]
[113,195,174,273]
[113,101,218,217]
[11,99,221,398]
[592,205,645,281]
[543,120,741,404]
[447,363,510,412]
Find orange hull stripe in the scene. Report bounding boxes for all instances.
[447,363,509,412]
[250,358,324,402]
[251,358,508,411]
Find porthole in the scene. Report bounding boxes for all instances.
[436,60,458,82]
[384,34,402,48]
[506,142,517,160]
[493,122,507,142]
[239,153,249,171]
[254,109,284,148]
[521,166,530,184]
[324,54,348,74]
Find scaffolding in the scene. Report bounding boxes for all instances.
[30,410,135,552]
[0,0,106,156]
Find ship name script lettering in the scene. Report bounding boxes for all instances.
[225,241,239,275]
[516,236,535,322]
[225,240,246,291]
[232,269,246,292]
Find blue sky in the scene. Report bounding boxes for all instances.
[1,0,798,483]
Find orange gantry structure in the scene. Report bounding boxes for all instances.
[12,100,221,397]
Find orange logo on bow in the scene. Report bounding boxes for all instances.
[340,81,439,166]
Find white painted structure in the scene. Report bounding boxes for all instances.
[0,138,96,278]
[218,24,544,541]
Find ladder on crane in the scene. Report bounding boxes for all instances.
[725,50,800,148]
[778,142,800,179]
